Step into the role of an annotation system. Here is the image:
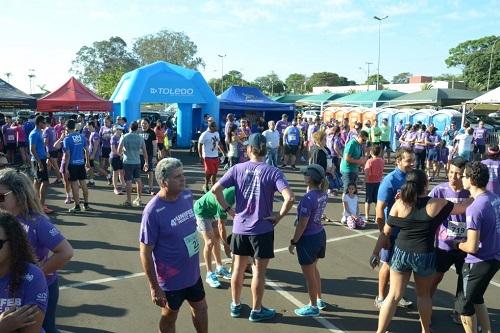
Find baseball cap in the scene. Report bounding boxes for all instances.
[248,133,267,149]
[300,164,325,183]
[113,125,124,131]
[487,145,499,156]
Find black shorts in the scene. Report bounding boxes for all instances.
[365,182,380,204]
[17,141,27,148]
[296,229,326,266]
[157,143,164,151]
[284,144,298,155]
[49,150,59,159]
[33,160,49,182]
[435,248,466,273]
[110,156,123,171]
[473,144,486,154]
[68,164,87,181]
[123,164,141,181]
[140,155,153,172]
[6,143,16,152]
[231,231,274,259]
[456,259,500,316]
[164,277,205,311]
[101,147,111,159]
[380,141,391,151]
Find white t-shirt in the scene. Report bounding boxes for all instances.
[455,133,473,154]
[199,131,220,158]
[262,129,280,149]
[342,193,359,217]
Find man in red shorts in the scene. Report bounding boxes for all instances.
[198,121,225,192]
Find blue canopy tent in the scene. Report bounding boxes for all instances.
[218,86,295,123]
[111,61,218,148]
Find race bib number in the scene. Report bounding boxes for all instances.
[447,221,466,238]
[183,231,200,257]
[288,134,297,141]
[7,135,14,141]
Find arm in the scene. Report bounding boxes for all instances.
[217,218,230,257]
[0,305,39,333]
[18,310,44,333]
[291,216,309,244]
[30,143,42,167]
[141,141,149,170]
[342,200,353,215]
[39,240,73,276]
[375,200,387,232]
[91,139,99,159]
[139,243,166,307]
[272,187,295,226]
[63,151,70,175]
[449,197,473,215]
[458,229,480,254]
[84,148,90,169]
[118,139,124,156]
[212,183,232,217]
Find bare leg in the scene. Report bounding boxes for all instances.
[300,261,319,305]
[188,299,208,333]
[126,180,132,203]
[378,262,390,299]
[364,202,370,220]
[414,273,434,333]
[159,306,178,333]
[251,258,270,310]
[201,230,216,273]
[40,180,48,205]
[377,269,411,333]
[80,180,89,203]
[231,255,249,305]
[71,181,80,204]
[474,303,492,333]
[461,314,477,333]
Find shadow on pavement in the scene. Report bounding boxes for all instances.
[58,325,115,333]
[60,260,135,281]
[57,304,127,319]
[68,240,138,251]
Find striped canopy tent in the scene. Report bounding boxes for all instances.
[384,88,481,108]
[329,90,405,108]
[271,94,307,103]
[466,86,500,113]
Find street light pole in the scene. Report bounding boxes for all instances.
[366,61,373,91]
[374,15,388,91]
[217,54,226,92]
[28,69,36,94]
[487,38,499,91]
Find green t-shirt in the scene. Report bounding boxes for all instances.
[371,126,382,143]
[194,187,235,220]
[340,139,363,173]
[380,124,390,142]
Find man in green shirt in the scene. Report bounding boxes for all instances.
[379,118,391,163]
[340,130,368,191]
[371,119,382,145]
[194,187,235,288]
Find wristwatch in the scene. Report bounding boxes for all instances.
[290,239,297,246]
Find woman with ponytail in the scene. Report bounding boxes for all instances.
[289,164,329,317]
[372,169,472,333]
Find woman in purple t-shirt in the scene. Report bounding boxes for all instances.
[0,169,73,333]
[455,162,500,333]
[0,211,48,333]
[289,164,328,317]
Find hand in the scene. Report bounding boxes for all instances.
[143,163,149,172]
[39,161,46,172]
[265,213,282,226]
[0,305,38,331]
[227,208,235,218]
[223,243,232,258]
[199,156,204,164]
[394,190,401,200]
[288,244,296,254]
[150,286,167,308]
[369,254,380,269]
[85,162,90,170]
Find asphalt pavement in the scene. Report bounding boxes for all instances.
[43,150,499,333]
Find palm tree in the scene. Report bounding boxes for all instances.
[421,83,433,91]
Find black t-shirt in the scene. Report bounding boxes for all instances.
[387,197,454,253]
[139,129,156,157]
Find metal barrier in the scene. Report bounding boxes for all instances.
[487,131,500,146]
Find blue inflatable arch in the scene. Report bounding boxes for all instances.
[110,61,219,148]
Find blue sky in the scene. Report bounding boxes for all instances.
[1,0,498,94]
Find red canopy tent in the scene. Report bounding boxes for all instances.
[37,77,112,112]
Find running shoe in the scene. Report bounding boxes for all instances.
[280,164,287,168]
[132,198,143,207]
[300,156,306,162]
[249,306,276,322]
[120,201,132,207]
[205,272,221,288]
[64,197,73,204]
[87,181,95,187]
[52,179,63,185]
[107,174,112,185]
[68,205,81,214]
[114,189,121,195]
[83,203,91,211]
[294,304,319,317]
[291,165,298,170]
[215,266,232,280]
[374,296,384,309]
[397,297,413,308]
[316,299,327,310]
[230,303,241,318]
[43,206,54,214]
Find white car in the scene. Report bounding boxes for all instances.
[301,110,321,121]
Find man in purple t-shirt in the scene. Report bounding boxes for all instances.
[481,145,499,196]
[275,114,290,161]
[43,116,63,185]
[456,162,500,333]
[140,158,207,333]
[473,121,488,161]
[428,157,470,322]
[212,133,295,322]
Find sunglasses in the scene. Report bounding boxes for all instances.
[0,191,12,202]
[0,239,7,250]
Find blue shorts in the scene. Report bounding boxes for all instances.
[296,229,326,266]
[426,149,439,161]
[390,246,436,277]
[380,234,397,263]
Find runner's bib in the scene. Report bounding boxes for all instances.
[7,135,14,142]
[447,220,466,238]
[183,231,200,257]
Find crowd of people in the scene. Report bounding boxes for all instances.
[0,110,498,333]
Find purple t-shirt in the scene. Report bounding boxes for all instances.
[482,159,499,196]
[2,124,16,144]
[465,191,500,263]
[297,190,327,236]
[99,125,113,148]
[17,214,65,286]
[439,147,449,164]
[276,120,290,135]
[140,190,200,291]
[473,127,488,145]
[110,135,121,158]
[43,127,57,152]
[414,131,428,150]
[218,161,289,235]
[88,131,101,158]
[400,131,415,149]
[0,263,48,319]
[427,134,440,151]
[429,183,470,251]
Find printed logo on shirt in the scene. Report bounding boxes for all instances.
[23,273,34,282]
[36,292,48,303]
[171,208,195,227]
[49,227,60,237]
[156,206,166,214]
[72,135,82,144]
[0,298,22,311]
[183,193,191,200]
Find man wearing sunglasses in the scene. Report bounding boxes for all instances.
[29,115,53,214]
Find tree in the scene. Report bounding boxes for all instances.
[366,74,389,85]
[432,73,464,82]
[421,83,433,91]
[307,72,342,87]
[70,36,139,96]
[445,35,500,90]
[285,73,307,93]
[132,30,204,69]
[392,72,412,84]
[252,72,285,96]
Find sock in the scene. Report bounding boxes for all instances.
[253,308,261,313]
[231,302,240,307]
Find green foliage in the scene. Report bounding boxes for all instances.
[420,83,433,91]
[365,74,389,85]
[285,73,307,93]
[445,35,499,90]
[432,73,464,81]
[132,30,204,69]
[252,72,285,96]
[392,72,412,84]
[307,72,352,87]
[208,70,252,95]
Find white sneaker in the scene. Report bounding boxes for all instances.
[205,272,221,288]
[132,198,142,207]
